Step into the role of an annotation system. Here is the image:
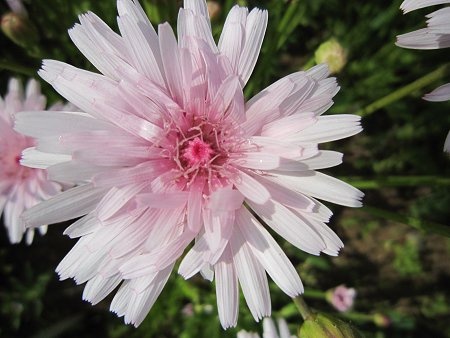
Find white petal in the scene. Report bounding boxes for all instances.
[238,8,268,85]
[233,152,280,170]
[14,110,112,138]
[218,6,247,72]
[215,246,239,329]
[208,187,244,211]
[234,170,270,205]
[158,23,184,106]
[444,130,450,153]
[400,0,450,13]
[22,184,107,228]
[178,235,209,279]
[248,199,326,255]
[236,207,304,297]
[83,274,122,305]
[424,83,450,102]
[117,14,165,86]
[230,227,271,321]
[20,147,72,169]
[262,318,279,338]
[286,115,362,144]
[270,171,364,208]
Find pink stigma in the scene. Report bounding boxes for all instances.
[182,137,215,166]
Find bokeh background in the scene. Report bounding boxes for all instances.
[1,0,449,337]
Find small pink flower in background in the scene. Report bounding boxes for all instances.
[16,0,363,328]
[237,318,294,338]
[326,285,356,312]
[181,303,194,317]
[0,78,62,244]
[396,0,450,151]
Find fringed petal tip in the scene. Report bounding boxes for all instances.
[400,0,450,14]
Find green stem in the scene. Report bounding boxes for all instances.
[339,176,450,189]
[293,296,314,321]
[361,206,450,237]
[334,311,375,323]
[0,59,36,76]
[304,289,326,300]
[355,64,450,117]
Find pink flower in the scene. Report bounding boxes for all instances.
[15,0,363,328]
[0,78,62,244]
[327,285,356,312]
[238,317,294,338]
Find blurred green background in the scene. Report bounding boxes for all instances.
[1,0,449,337]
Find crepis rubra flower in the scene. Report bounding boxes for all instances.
[15,0,363,328]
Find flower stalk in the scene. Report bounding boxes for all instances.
[293,296,314,321]
[361,206,450,237]
[340,175,450,189]
[355,64,450,117]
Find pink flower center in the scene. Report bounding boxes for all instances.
[181,137,215,166]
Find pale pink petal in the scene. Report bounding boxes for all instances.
[214,246,239,329]
[285,115,362,144]
[277,318,292,338]
[230,228,271,321]
[444,130,450,152]
[423,83,450,101]
[20,147,71,169]
[269,171,364,208]
[238,8,268,85]
[22,184,107,228]
[400,0,450,13]
[233,170,270,205]
[117,15,166,87]
[218,6,247,73]
[158,23,184,106]
[236,207,304,297]
[248,199,326,255]
[208,187,244,212]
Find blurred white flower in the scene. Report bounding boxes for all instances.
[237,318,295,338]
[397,0,450,151]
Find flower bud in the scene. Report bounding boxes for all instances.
[314,38,347,74]
[373,313,390,328]
[1,11,39,48]
[298,313,363,338]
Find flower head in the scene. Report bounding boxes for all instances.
[16,0,363,328]
[327,285,356,312]
[0,78,62,244]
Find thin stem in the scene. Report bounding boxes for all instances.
[339,175,450,189]
[334,311,375,323]
[355,64,450,117]
[293,296,314,321]
[304,289,326,300]
[361,206,450,237]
